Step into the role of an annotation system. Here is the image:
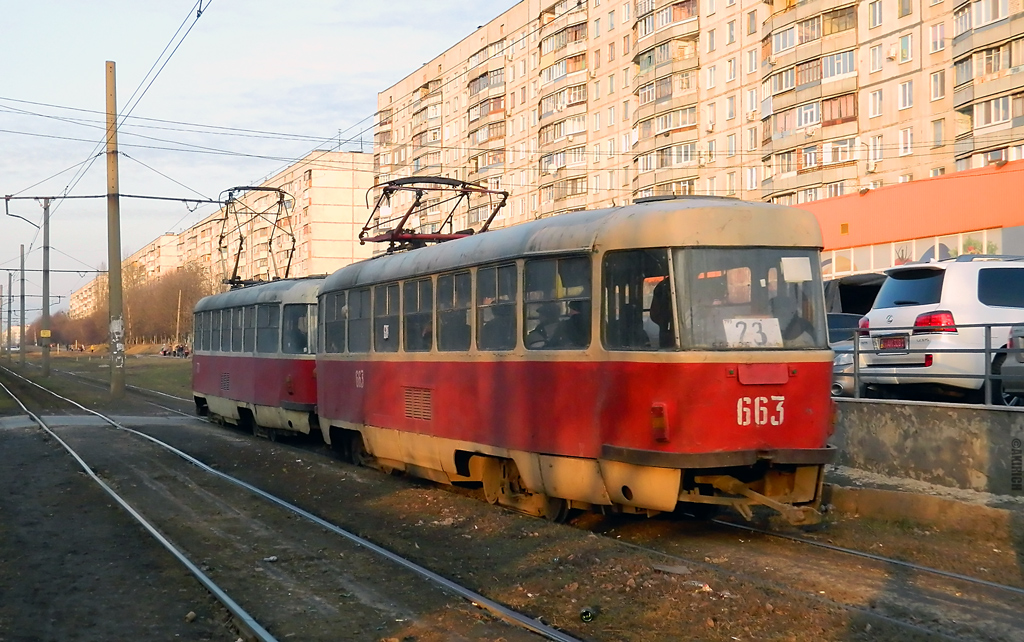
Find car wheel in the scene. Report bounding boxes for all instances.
[991,354,1023,407]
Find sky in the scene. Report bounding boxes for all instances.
[0,0,514,321]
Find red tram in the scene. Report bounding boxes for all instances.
[192,277,321,439]
[315,195,835,524]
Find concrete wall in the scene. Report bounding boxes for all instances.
[831,399,1024,496]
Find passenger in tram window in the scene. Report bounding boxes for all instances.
[283,306,309,354]
[649,277,675,348]
[771,293,814,346]
[479,303,515,350]
[617,303,651,349]
[526,303,562,348]
[552,300,590,348]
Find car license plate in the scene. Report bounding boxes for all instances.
[877,335,907,351]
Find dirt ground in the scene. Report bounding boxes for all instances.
[2,356,1024,641]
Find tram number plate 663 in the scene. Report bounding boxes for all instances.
[736,396,785,426]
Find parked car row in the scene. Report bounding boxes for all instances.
[829,256,1024,406]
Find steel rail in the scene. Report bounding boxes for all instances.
[712,518,1024,598]
[0,375,278,642]
[0,366,583,642]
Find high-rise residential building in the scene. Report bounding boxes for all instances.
[375,0,1024,216]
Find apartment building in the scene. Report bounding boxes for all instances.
[376,0,1024,213]
[69,151,374,318]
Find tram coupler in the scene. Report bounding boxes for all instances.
[700,475,822,526]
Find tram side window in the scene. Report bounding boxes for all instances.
[602,250,673,350]
[230,307,244,352]
[348,288,372,353]
[193,313,205,351]
[220,309,233,352]
[524,256,592,350]
[477,264,517,351]
[437,272,472,351]
[373,284,400,353]
[210,310,222,351]
[282,304,313,354]
[322,292,346,353]
[403,279,433,352]
[256,304,280,353]
[242,306,256,352]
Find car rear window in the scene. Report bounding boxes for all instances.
[978,268,1024,308]
[872,269,945,309]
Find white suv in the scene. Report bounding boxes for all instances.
[858,257,1024,405]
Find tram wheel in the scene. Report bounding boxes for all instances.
[542,496,571,523]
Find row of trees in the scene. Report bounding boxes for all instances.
[26,262,218,348]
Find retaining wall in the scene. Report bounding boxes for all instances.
[831,399,1024,496]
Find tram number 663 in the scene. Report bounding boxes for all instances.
[736,396,785,426]
[354,370,365,389]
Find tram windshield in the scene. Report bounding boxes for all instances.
[602,247,826,351]
[674,247,827,350]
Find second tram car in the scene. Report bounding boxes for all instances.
[193,277,321,439]
[315,196,835,524]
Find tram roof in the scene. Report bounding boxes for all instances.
[194,277,323,312]
[322,197,822,293]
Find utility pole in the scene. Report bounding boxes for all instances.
[19,244,25,367]
[41,197,51,377]
[0,285,4,359]
[105,61,125,397]
[6,272,11,363]
[175,289,182,346]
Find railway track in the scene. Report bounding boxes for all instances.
[5,364,1024,640]
[0,366,580,642]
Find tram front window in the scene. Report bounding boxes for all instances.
[674,248,827,350]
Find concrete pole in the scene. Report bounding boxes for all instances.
[42,197,50,377]
[19,244,25,367]
[175,288,182,345]
[105,61,125,397]
[6,272,11,363]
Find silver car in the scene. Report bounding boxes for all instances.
[1003,324,1024,397]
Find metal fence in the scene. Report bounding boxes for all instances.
[838,321,1024,407]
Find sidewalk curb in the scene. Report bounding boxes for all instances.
[824,484,1019,537]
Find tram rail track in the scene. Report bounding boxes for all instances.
[0,365,581,642]
[4,363,1024,640]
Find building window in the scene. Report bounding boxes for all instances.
[974,95,1010,127]
[796,102,820,127]
[932,119,944,146]
[707,176,717,195]
[955,58,973,85]
[899,34,913,63]
[822,93,857,125]
[898,0,912,18]
[899,80,914,109]
[954,5,971,36]
[727,133,736,156]
[802,145,818,168]
[708,28,717,52]
[772,26,795,54]
[726,96,736,120]
[869,89,883,117]
[870,45,883,72]
[826,182,845,198]
[745,167,758,190]
[747,49,757,74]
[707,65,717,88]
[899,128,913,155]
[930,167,946,177]
[931,71,945,100]
[823,6,857,35]
[727,20,736,44]
[930,23,946,53]
[899,174,913,183]
[973,0,1009,28]
[727,58,737,81]
[822,50,855,78]
[869,0,882,28]
[869,135,883,161]
[748,9,757,34]
[707,139,717,161]
[798,16,821,44]
[747,126,758,151]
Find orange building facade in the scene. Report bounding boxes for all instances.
[798,158,1024,278]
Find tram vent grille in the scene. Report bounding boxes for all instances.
[220,372,230,391]
[403,387,433,421]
